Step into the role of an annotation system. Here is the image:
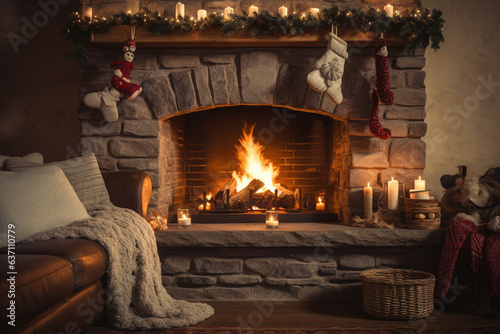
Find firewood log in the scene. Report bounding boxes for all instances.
[229,179,265,209]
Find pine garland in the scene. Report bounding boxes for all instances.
[65,5,444,62]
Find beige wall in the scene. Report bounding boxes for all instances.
[422,0,500,198]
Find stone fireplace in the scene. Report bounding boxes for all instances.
[80,46,426,223]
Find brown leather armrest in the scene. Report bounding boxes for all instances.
[102,171,152,217]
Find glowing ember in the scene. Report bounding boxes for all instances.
[231,124,279,193]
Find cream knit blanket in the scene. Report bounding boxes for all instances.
[26,205,214,330]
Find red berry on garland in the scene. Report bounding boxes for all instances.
[369,89,391,140]
[257,18,266,27]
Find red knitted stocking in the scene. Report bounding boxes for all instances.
[369,89,391,140]
[375,37,394,105]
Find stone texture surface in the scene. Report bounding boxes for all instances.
[274,64,294,105]
[245,258,317,278]
[122,120,159,137]
[406,71,426,88]
[170,70,198,111]
[193,258,243,274]
[288,67,310,108]
[141,76,177,118]
[389,139,426,169]
[338,254,377,269]
[384,106,426,120]
[162,256,192,274]
[350,138,388,154]
[202,54,236,64]
[176,275,217,287]
[81,120,121,137]
[349,169,379,188]
[117,159,159,170]
[408,122,428,137]
[266,277,325,286]
[208,65,229,105]
[394,88,427,107]
[192,67,213,107]
[80,137,110,156]
[155,223,446,247]
[241,52,279,104]
[109,138,159,158]
[218,274,262,286]
[159,55,201,68]
[394,57,426,69]
[351,152,389,168]
[225,64,241,104]
[119,97,152,119]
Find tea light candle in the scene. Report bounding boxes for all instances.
[82,6,92,19]
[176,2,185,18]
[177,208,191,228]
[197,9,207,20]
[387,177,399,211]
[223,7,234,20]
[265,211,279,228]
[363,183,373,219]
[126,0,140,14]
[249,5,258,15]
[309,8,320,18]
[415,176,425,191]
[383,4,394,18]
[316,197,325,211]
[279,5,288,17]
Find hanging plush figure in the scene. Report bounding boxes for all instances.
[83,39,142,122]
[307,32,349,104]
[111,40,142,101]
[374,36,393,105]
[369,36,393,139]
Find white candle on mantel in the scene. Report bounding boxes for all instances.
[178,215,191,226]
[316,197,325,211]
[197,9,207,20]
[224,7,234,20]
[175,2,185,19]
[126,0,140,14]
[364,183,373,219]
[279,5,288,17]
[309,8,320,19]
[82,6,92,19]
[266,216,279,228]
[383,4,394,18]
[388,177,399,211]
[249,5,258,15]
[414,176,426,191]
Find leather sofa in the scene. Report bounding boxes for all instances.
[0,171,152,334]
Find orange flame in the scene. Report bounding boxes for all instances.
[232,124,279,193]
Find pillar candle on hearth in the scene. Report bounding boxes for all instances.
[364,183,373,219]
[127,0,140,14]
[383,4,394,18]
[224,7,234,20]
[414,176,425,191]
[316,197,325,211]
[249,5,258,15]
[279,6,288,17]
[197,9,207,20]
[309,8,320,19]
[81,5,92,19]
[388,177,399,211]
[175,2,185,19]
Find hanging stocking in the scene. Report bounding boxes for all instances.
[375,36,394,105]
[369,89,391,140]
[307,32,349,104]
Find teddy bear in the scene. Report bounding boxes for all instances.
[83,40,142,122]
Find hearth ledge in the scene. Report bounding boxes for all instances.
[155,223,445,248]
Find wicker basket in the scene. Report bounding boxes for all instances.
[360,269,435,320]
[404,198,441,230]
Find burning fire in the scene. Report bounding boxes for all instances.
[232,124,279,193]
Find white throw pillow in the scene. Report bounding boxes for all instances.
[6,153,111,212]
[0,152,43,170]
[0,165,90,247]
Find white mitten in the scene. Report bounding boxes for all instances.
[83,87,120,122]
[307,32,349,104]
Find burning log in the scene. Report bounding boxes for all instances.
[214,177,237,210]
[229,179,265,209]
[253,190,275,209]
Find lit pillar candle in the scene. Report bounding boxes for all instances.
[175,2,185,19]
[414,176,425,191]
[224,6,234,20]
[364,183,373,219]
[82,6,92,19]
[388,177,399,211]
[309,8,320,19]
[383,4,394,18]
[197,9,207,20]
[265,210,279,228]
[316,197,325,211]
[127,0,140,14]
[177,208,191,228]
[249,5,258,15]
[279,5,288,17]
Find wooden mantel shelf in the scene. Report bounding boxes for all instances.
[90,25,411,48]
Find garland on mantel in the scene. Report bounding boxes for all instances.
[65,5,444,62]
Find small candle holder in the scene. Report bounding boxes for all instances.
[177,208,191,228]
[265,210,279,229]
[377,182,406,227]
